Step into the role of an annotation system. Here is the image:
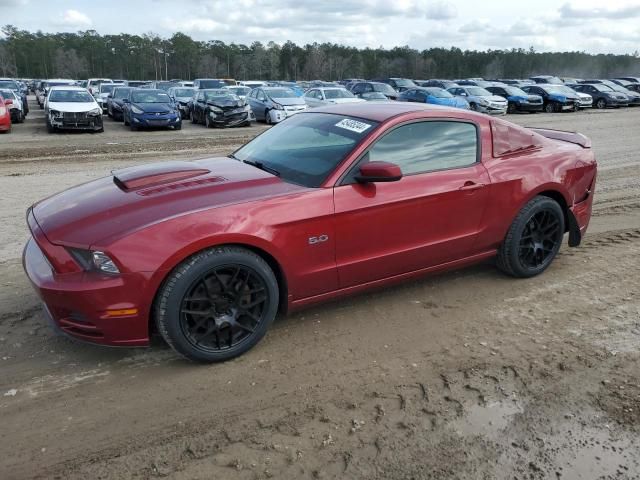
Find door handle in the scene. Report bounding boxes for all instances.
[458,181,486,191]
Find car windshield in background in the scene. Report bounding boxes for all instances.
[394,79,415,87]
[372,83,396,94]
[0,80,19,90]
[49,90,94,103]
[174,88,194,97]
[100,84,115,93]
[362,92,387,99]
[131,91,171,103]
[227,87,251,96]
[467,87,491,96]
[324,89,355,99]
[266,88,297,98]
[233,113,379,187]
[593,84,613,92]
[199,80,225,89]
[555,86,578,95]
[504,86,528,96]
[156,82,176,90]
[425,88,452,98]
[114,88,132,99]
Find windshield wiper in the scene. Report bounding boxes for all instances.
[241,159,280,177]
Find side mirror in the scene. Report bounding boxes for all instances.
[355,161,403,183]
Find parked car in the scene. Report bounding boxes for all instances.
[456,79,495,88]
[359,92,393,101]
[150,81,178,91]
[224,85,252,100]
[485,85,543,113]
[568,83,628,109]
[304,87,365,107]
[124,80,148,88]
[350,81,399,100]
[193,78,227,89]
[86,78,113,96]
[167,86,195,118]
[447,86,508,114]
[569,89,594,109]
[122,89,182,131]
[0,92,12,133]
[190,89,254,127]
[0,78,28,115]
[611,79,640,94]
[0,89,25,122]
[414,79,459,90]
[496,79,535,87]
[246,86,308,124]
[45,86,103,133]
[22,102,598,362]
[614,77,640,84]
[580,80,640,106]
[37,79,76,108]
[96,82,116,112]
[107,86,134,121]
[373,78,416,92]
[178,81,194,88]
[239,80,267,89]
[561,77,582,85]
[530,75,564,85]
[520,85,580,113]
[397,87,469,109]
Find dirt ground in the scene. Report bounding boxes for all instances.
[1,99,639,480]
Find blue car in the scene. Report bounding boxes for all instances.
[485,85,543,113]
[398,87,469,109]
[122,89,182,131]
[520,85,580,113]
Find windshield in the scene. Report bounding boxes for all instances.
[593,84,613,92]
[173,88,194,97]
[393,79,415,87]
[362,92,387,99]
[100,84,115,93]
[425,88,452,98]
[543,86,568,94]
[205,91,237,101]
[226,86,251,96]
[49,90,94,103]
[199,80,225,89]
[233,113,378,187]
[504,86,528,96]
[323,89,355,99]
[113,88,132,99]
[266,88,297,98]
[0,80,19,90]
[467,87,491,96]
[372,83,396,94]
[156,82,176,90]
[131,91,171,103]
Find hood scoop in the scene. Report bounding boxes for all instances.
[113,161,211,191]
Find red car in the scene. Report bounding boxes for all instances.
[0,93,11,133]
[23,103,597,362]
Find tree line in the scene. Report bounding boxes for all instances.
[1,26,639,81]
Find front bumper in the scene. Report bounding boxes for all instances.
[177,103,191,118]
[479,103,507,115]
[22,235,152,347]
[50,113,103,131]
[131,112,181,128]
[514,101,543,112]
[209,108,255,126]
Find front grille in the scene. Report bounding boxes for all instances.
[63,112,88,121]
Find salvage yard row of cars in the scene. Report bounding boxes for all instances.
[1,74,640,134]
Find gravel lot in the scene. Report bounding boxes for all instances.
[1,99,640,479]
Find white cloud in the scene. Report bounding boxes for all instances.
[426,1,458,20]
[559,2,640,19]
[55,9,93,29]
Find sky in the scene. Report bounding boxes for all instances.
[2,0,640,54]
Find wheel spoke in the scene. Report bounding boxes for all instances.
[182,309,210,316]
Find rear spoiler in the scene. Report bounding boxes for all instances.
[530,128,591,148]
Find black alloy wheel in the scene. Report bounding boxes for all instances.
[596,98,606,109]
[156,246,279,362]
[497,196,565,278]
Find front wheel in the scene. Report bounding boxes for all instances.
[544,102,557,113]
[155,246,279,362]
[497,196,565,278]
[596,98,606,109]
[205,112,212,128]
[507,102,516,114]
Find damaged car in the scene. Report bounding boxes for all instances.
[191,89,254,127]
[45,86,103,133]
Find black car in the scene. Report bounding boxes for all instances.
[414,79,459,90]
[569,83,629,109]
[350,81,399,100]
[521,85,580,113]
[372,77,416,92]
[107,86,134,121]
[190,89,252,127]
[611,79,640,94]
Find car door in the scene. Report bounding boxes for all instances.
[305,89,321,107]
[333,119,491,288]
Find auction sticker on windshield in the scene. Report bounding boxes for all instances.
[335,118,372,134]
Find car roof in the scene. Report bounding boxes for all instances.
[309,102,481,122]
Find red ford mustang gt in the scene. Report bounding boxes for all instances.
[23,103,597,362]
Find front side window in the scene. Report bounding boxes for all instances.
[365,121,478,175]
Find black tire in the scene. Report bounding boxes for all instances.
[596,98,606,109]
[130,125,137,131]
[174,122,182,130]
[497,196,565,278]
[46,120,54,133]
[544,102,557,113]
[507,102,516,114]
[39,103,43,110]
[155,246,279,362]
[124,114,130,126]
[469,103,478,111]
[95,126,104,133]
[190,110,197,123]
[205,111,212,128]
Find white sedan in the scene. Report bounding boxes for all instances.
[45,86,104,133]
[304,87,366,108]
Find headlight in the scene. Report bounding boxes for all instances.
[272,102,284,110]
[478,98,489,106]
[88,108,102,116]
[92,251,120,274]
[131,105,144,114]
[50,109,61,117]
[210,106,223,113]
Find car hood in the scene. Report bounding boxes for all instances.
[31,158,307,248]
[270,96,306,106]
[48,101,98,112]
[208,98,244,108]
[132,102,173,113]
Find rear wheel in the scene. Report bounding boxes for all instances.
[265,109,273,124]
[497,196,565,278]
[507,102,516,114]
[156,246,279,362]
[124,114,130,126]
[596,98,606,109]
[190,110,197,123]
[544,102,557,113]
